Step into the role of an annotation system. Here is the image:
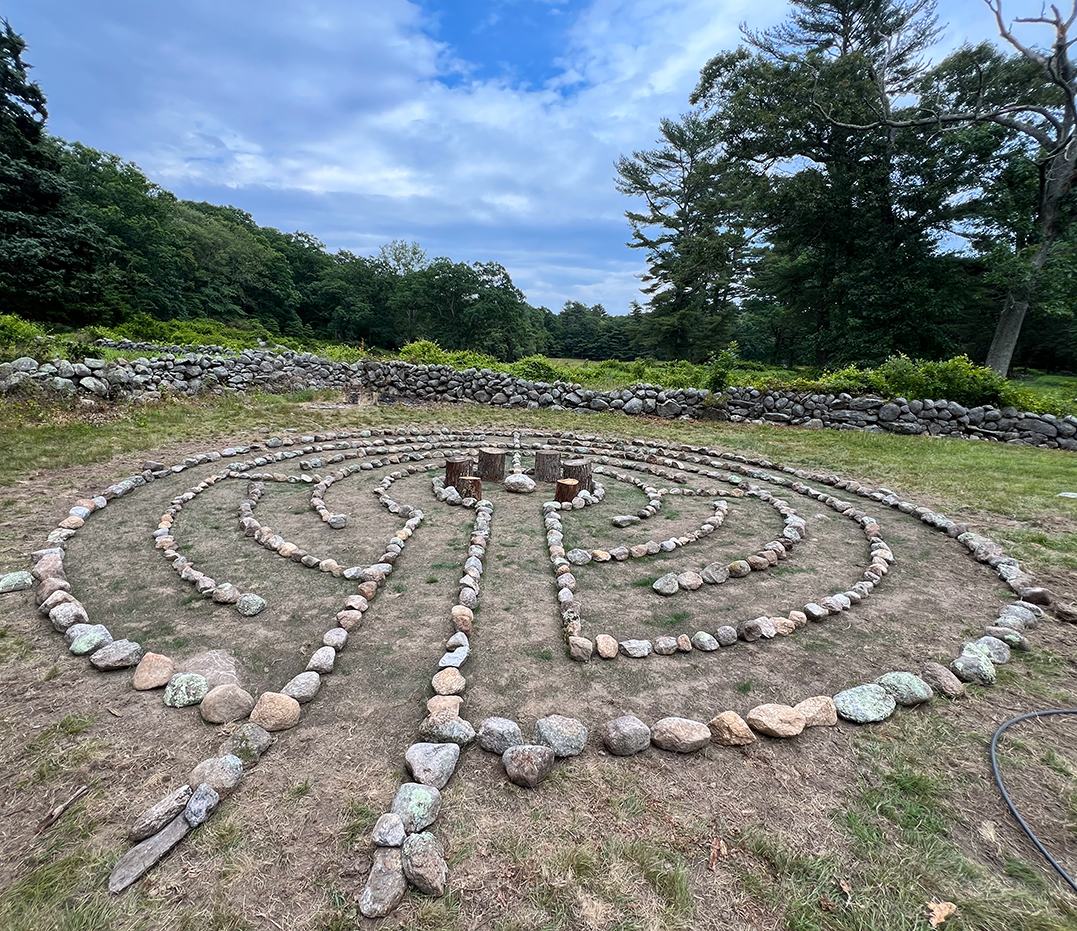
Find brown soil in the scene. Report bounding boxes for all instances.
[0,425,1074,930]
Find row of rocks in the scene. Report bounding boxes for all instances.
[5,344,1075,450]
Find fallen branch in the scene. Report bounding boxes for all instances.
[35,785,88,834]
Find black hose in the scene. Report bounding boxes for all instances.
[989,709,1077,895]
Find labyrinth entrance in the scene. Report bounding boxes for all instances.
[15,425,1051,916]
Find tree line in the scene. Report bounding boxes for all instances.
[616,0,1077,374]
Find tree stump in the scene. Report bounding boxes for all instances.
[554,478,579,503]
[534,449,561,483]
[445,456,471,491]
[478,448,507,482]
[561,458,593,493]
[459,476,482,500]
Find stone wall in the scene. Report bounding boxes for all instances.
[1,339,1073,450]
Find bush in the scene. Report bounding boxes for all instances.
[510,355,571,383]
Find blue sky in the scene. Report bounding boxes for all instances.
[4,0,1017,313]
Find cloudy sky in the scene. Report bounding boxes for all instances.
[6,0,1015,313]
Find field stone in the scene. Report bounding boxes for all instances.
[164,673,209,708]
[358,847,407,918]
[534,714,588,757]
[714,626,738,647]
[602,715,651,756]
[282,671,321,703]
[875,672,934,706]
[619,639,652,658]
[372,813,406,847]
[402,832,448,896]
[108,813,191,893]
[63,623,92,645]
[307,646,336,674]
[419,711,476,747]
[478,717,523,754]
[49,601,89,632]
[177,650,239,689]
[69,624,113,655]
[211,583,240,604]
[708,711,755,746]
[971,636,1011,665]
[984,626,1030,651]
[188,754,243,799]
[503,745,556,788]
[833,684,896,724]
[595,634,619,659]
[793,696,837,727]
[921,662,966,699]
[236,593,267,616]
[998,604,1038,628]
[950,652,996,686]
[35,577,71,605]
[90,639,143,670]
[183,783,220,827]
[504,473,536,493]
[567,636,593,661]
[0,570,33,593]
[701,563,729,585]
[223,723,274,765]
[200,684,255,723]
[129,785,193,842]
[727,560,751,578]
[38,590,77,615]
[691,631,719,651]
[391,782,442,833]
[132,652,174,690]
[323,627,348,650]
[427,695,463,716]
[405,742,461,789]
[1054,602,1077,623]
[651,717,711,752]
[652,573,679,595]
[432,668,466,695]
[250,692,302,731]
[653,636,678,655]
[746,704,806,738]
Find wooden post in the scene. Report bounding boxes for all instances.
[459,476,482,500]
[561,458,593,493]
[445,456,471,491]
[478,447,506,482]
[554,478,579,503]
[534,449,561,483]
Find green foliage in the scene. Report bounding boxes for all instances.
[509,354,571,383]
[704,341,740,393]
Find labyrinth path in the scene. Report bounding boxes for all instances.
[10,425,1056,916]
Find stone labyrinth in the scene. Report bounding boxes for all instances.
[6,425,1058,917]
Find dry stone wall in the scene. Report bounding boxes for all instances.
[1,338,1073,449]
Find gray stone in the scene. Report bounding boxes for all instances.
[611,515,641,527]
[690,631,719,651]
[833,684,896,723]
[200,684,255,724]
[984,626,1030,651]
[129,785,193,842]
[164,673,209,708]
[566,548,592,566]
[183,783,220,827]
[504,473,536,493]
[652,573,679,596]
[0,570,33,593]
[701,564,730,585]
[372,812,406,847]
[534,714,588,757]
[49,601,89,632]
[619,639,652,658]
[478,717,523,754]
[391,782,442,833]
[419,711,476,746]
[68,624,113,655]
[282,671,321,703]
[875,672,933,705]
[714,626,738,647]
[108,813,191,893]
[971,636,1011,665]
[951,651,996,685]
[502,744,556,787]
[236,593,266,616]
[358,847,407,918]
[921,662,965,699]
[402,832,448,897]
[223,722,274,765]
[405,742,460,789]
[306,646,336,674]
[602,715,651,756]
[90,639,143,670]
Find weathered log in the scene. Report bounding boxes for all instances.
[478,448,507,482]
[554,478,579,503]
[561,458,593,493]
[459,476,482,500]
[445,456,471,491]
[534,449,561,483]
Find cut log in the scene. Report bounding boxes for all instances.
[534,449,561,483]
[478,448,507,482]
[561,458,593,493]
[459,476,482,500]
[554,479,579,503]
[445,457,471,491]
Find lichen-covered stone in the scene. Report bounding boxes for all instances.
[833,684,896,724]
